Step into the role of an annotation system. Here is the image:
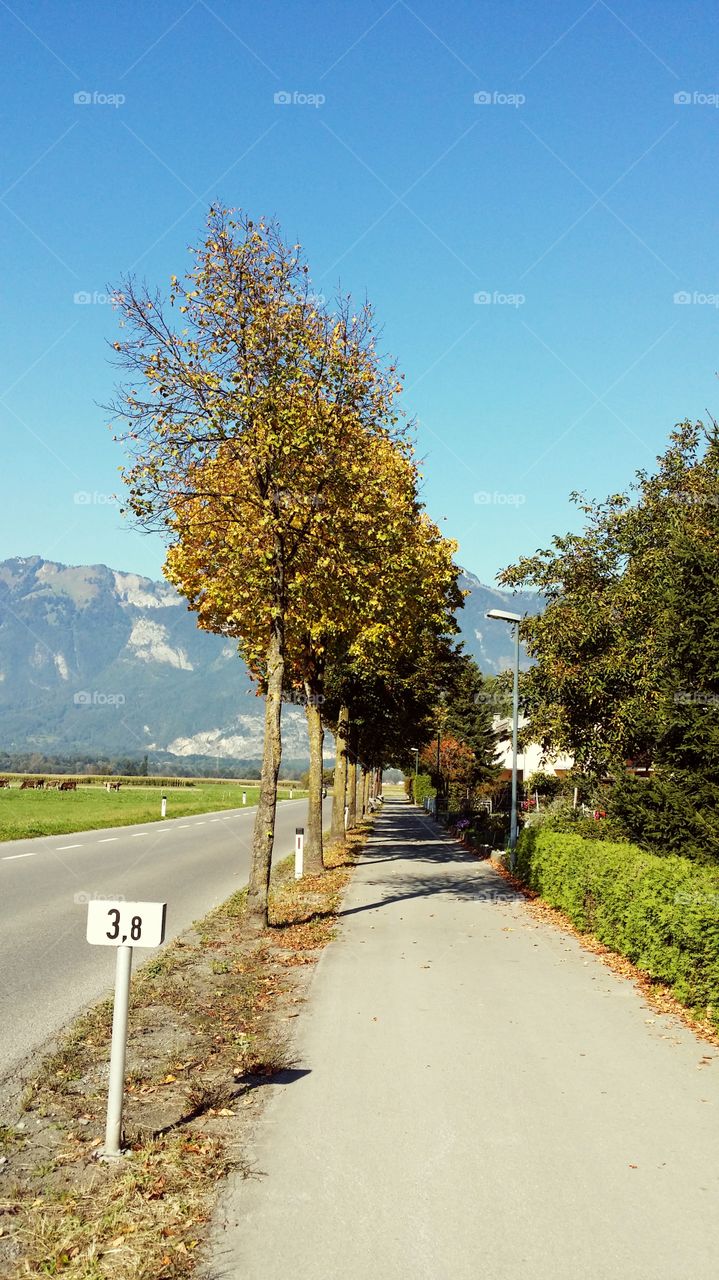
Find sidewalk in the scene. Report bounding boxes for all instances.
[208,800,719,1280]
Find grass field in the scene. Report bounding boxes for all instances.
[0,783,306,842]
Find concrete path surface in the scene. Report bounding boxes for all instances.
[208,800,719,1280]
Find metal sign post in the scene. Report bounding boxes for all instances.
[295,827,304,879]
[87,900,167,1159]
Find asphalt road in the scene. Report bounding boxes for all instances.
[211,800,719,1280]
[0,797,332,1088]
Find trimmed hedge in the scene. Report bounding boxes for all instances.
[516,827,719,1024]
[411,773,436,807]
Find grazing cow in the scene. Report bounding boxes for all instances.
[108,781,121,792]
[58,779,78,792]
[0,778,9,788]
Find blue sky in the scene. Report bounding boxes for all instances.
[1,0,718,586]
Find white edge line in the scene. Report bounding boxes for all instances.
[3,852,36,860]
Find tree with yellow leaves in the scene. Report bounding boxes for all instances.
[110,207,406,927]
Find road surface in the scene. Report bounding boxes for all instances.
[0,797,332,1087]
[211,800,719,1280]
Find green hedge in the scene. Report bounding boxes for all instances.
[411,773,436,806]
[516,828,719,1023]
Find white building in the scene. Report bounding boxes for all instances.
[493,715,574,780]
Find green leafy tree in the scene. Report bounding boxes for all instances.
[500,420,719,861]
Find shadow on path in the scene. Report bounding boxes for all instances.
[339,803,519,918]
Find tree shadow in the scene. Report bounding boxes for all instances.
[151,1067,311,1137]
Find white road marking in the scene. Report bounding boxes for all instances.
[130,833,148,838]
[178,824,191,829]
[3,852,35,861]
[98,838,118,843]
[210,818,222,823]
[58,844,82,850]
[194,821,206,826]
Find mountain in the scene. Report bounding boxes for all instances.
[0,556,539,759]
[456,569,541,672]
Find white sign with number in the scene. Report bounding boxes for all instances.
[86,900,167,948]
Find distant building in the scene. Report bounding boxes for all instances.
[493,715,573,782]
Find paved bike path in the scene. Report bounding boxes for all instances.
[209,800,719,1280]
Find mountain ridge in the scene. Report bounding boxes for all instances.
[0,555,538,759]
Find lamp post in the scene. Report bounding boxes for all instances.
[411,747,419,777]
[486,608,522,871]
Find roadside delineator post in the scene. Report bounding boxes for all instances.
[161,793,167,818]
[344,805,349,831]
[242,791,247,806]
[295,827,304,879]
[86,900,167,1159]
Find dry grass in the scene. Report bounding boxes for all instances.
[0,821,371,1279]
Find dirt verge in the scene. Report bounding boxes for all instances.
[0,824,370,1279]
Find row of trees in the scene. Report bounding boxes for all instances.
[500,420,719,863]
[111,206,465,927]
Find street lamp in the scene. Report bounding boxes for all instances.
[486,608,522,871]
[410,747,419,777]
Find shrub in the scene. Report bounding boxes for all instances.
[516,827,719,1023]
[411,773,436,807]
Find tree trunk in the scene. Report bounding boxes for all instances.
[246,627,284,930]
[304,685,325,874]
[331,703,350,840]
[346,725,359,828]
[361,767,369,816]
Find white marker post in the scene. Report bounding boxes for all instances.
[295,827,304,879]
[242,791,247,806]
[87,900,167,1159]
[290,788,293,799]
[161,793,167,818]
[344,805,349,831]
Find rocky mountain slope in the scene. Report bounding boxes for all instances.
[0,557,538,759]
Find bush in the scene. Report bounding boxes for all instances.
[525,771,563,799]
[530,795,626,842]
[516,827,719,1023]
[608,769,719,864]
[468,810,509,849]
[411,773,436,807]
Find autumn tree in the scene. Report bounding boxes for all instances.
[110,207,404,925]
[322,508,462,833]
